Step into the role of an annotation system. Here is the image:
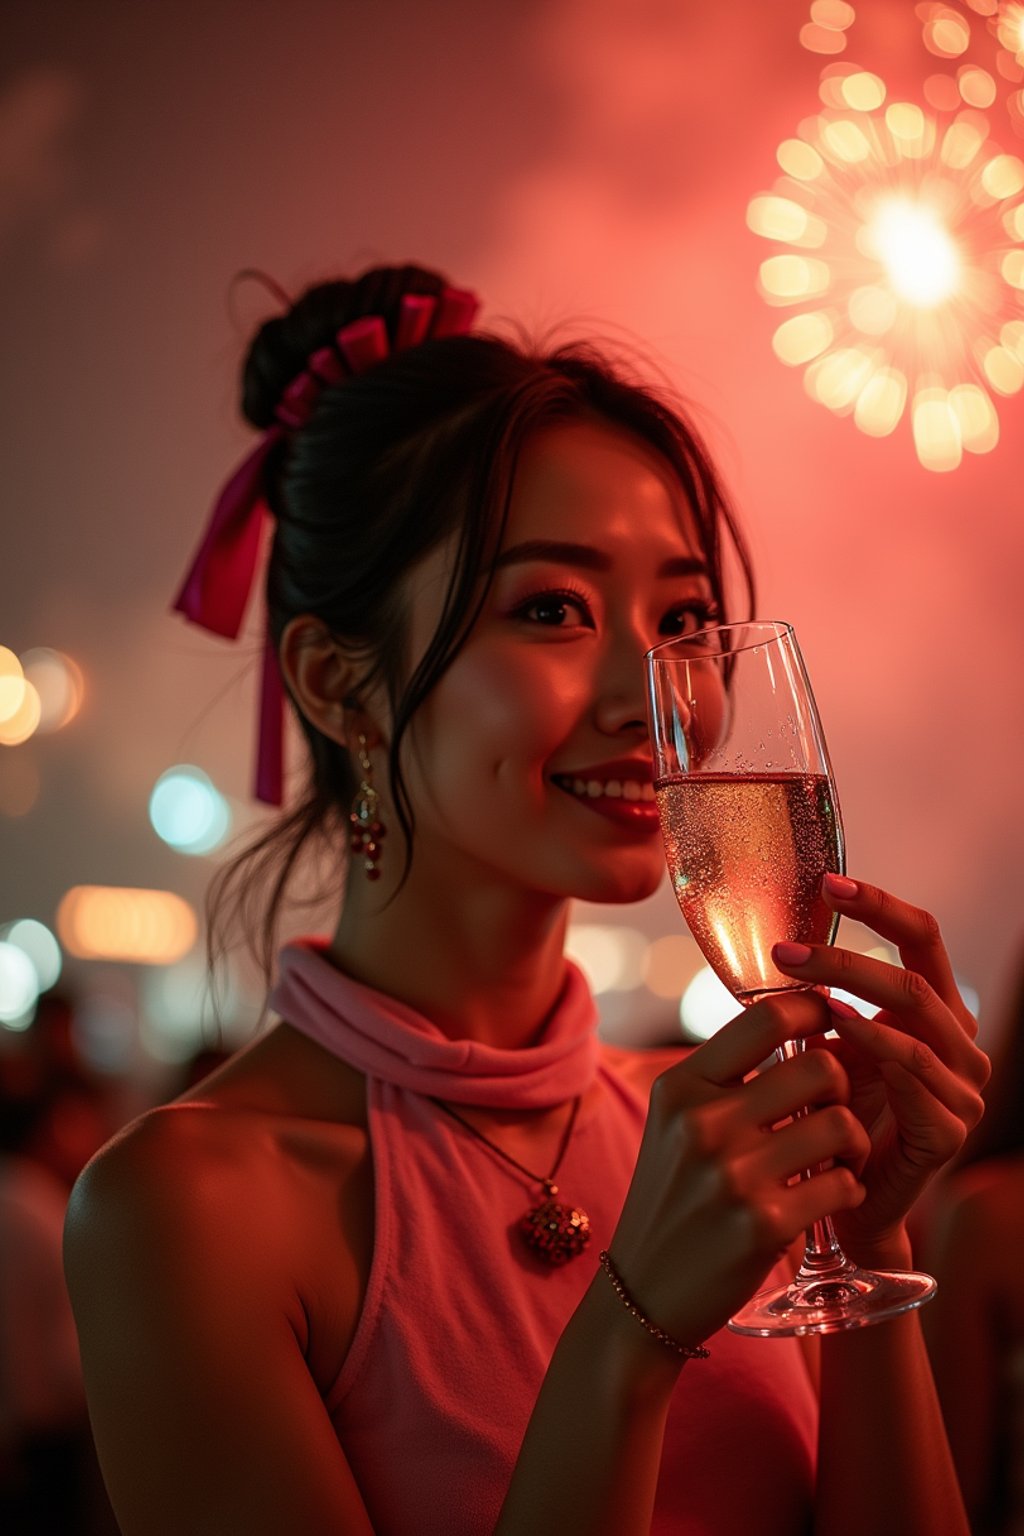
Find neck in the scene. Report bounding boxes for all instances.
[328,859,573,1050]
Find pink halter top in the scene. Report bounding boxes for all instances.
[269,942,817,1536]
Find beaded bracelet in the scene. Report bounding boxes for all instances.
[598,1250,711,1361]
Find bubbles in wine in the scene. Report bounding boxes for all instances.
[655,772,843,1000]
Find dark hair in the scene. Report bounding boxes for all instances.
[210,263,755,980]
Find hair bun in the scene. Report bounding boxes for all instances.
[240,263,457,430]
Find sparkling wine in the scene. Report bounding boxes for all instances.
[656,771,844,1003]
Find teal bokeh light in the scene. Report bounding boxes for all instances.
[149,766,231,856]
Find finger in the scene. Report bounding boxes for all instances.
[820,873,976,1034]
[731,1165,866,1261]
[741,1045,851,1128]
[772,940,981,1079]
[743,1103,871,1185]
[681,989,833,1089]
[779,1164,866,1236]
[828,1010,987,1127]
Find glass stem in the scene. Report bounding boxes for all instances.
[775,1039,851,1274]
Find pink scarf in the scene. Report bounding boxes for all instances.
[268,940,600,1109]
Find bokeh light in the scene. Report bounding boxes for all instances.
[149,765,231,856]
[56,885,198,964]
[0,647,43,746]
[0,917,63,991]
[959,64,998,109]
[0,678,42,745]
[0,940,40,1029]
[140,958,246,1064]
[20,647,84,733]
[0,647,24,723]
[642,933,695,999]
[679,965,737,1042]
[996,3,1024,62]
[921,5,972,60]
[800,0,855,56]
[565,923,647,994]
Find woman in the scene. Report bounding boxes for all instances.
[64,263,989,1535]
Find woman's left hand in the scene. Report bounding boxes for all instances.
[772,873,990,1260]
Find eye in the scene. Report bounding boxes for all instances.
[659,600,720,638]
[513,587,594,628]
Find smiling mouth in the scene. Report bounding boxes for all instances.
[551,774,656,804]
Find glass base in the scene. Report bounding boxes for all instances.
[728,1261,937,1337]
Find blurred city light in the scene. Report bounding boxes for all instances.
[0,917,62,991]
[956,975,981,1016]
[140,958,239,1064]
[0,643,41,746]
[642,933,695,1000]
[565,923,647,994]
[20,647,84,733]
[679,965,737,1042]
[56,885,198,964]
[149,765,231,856]
[0,680,42,745]
[0,940,40,1029]
[0,647,24,722]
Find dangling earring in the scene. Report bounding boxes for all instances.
[348,733,386,882]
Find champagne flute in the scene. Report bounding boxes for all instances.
[645,620,936,1335]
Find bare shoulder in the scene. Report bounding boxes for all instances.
[66,1099,295,1267]
[67,1038,380,1406]
[65,1059,373,1346]
[64,1101,314,1375]
[598,1039,693,1099]
[64,1094,376,1534]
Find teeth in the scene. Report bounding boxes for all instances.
[558,777,654,803]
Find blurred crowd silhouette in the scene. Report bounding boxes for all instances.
[0,990,118,1534]
[922,943,1024,1536]
[0,988,229,1535]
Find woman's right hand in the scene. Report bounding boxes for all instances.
[607,991,871,1350]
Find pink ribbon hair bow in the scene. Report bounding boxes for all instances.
[172,286,480,805]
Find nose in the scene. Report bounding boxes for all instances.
[593,629,652,738]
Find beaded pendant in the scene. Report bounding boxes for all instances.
[518,1180,591,1266]
[433,1097,591,1267]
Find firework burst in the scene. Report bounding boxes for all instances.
[750,7,1024,469]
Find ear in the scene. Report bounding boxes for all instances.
[278,616,385,750]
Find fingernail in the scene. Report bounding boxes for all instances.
[823,872,858,900]
[828,997,860,1020]
[773,942,812,966]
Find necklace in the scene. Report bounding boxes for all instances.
[432,1095,591,1267]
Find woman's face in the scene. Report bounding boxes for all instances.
[393,417,720,907]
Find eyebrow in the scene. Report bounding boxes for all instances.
[492,539,711,579]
